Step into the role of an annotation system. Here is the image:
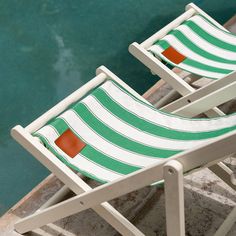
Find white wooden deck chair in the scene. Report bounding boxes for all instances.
[129,2,236,116]
[129,4,236,233]
[11,66,236,236]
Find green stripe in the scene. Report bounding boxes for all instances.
[45,119,141,174]
[165,30,236,64]
[72,103,180,158]
[81,143,141,173]
[156,40,169,50]
[155,39,232,74]
[107,80,236,121]
[50,119,68,134]
[199,14,236,37]
[184,20,236,52]
[92,88,236,140]
[153,40,231,77]
[34,133,107,183]
[183,58,231,74]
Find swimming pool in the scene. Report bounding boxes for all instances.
[0,0,235,215]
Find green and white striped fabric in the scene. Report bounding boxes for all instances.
[149,14,236,79]
[35,80,236,183]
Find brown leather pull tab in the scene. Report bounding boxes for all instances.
[55,129,86,158]
[162,46,186,64]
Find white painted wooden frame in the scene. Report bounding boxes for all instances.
[163,72,236,117]
[11,66,236,236]
[128,3,236,117]
[215,205,236,236]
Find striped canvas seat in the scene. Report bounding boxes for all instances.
[149,14,236,79]
[35,80,236,183]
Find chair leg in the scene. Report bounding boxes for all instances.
[37,185,71,211]
[13,127,145,236]
[15,177,145,236]
[15,200,145,236]
[209,162,236,191]
[155,89,181,108]
[164,160,185,236]
[214,205,236,236]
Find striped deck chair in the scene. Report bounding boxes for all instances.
[129,4,236,232]
[129,3,236,116]
[11,66,236,236]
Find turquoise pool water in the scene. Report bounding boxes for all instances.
[0,0,236,215]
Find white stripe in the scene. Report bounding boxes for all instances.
[175,25,236,63]
[37,126,123,182]
[149,44,225,79]
[101,81,236,132]
[82,95,214,150]
[60,110,163,167]
[36,125,59,141]
[70,155,122,182]
[190,15,236,46]
[179,63,226,79]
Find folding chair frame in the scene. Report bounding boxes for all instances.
[162,71,236,117]
[12,65,236,236]
[129,3,236,233]
[129,3,236,118]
